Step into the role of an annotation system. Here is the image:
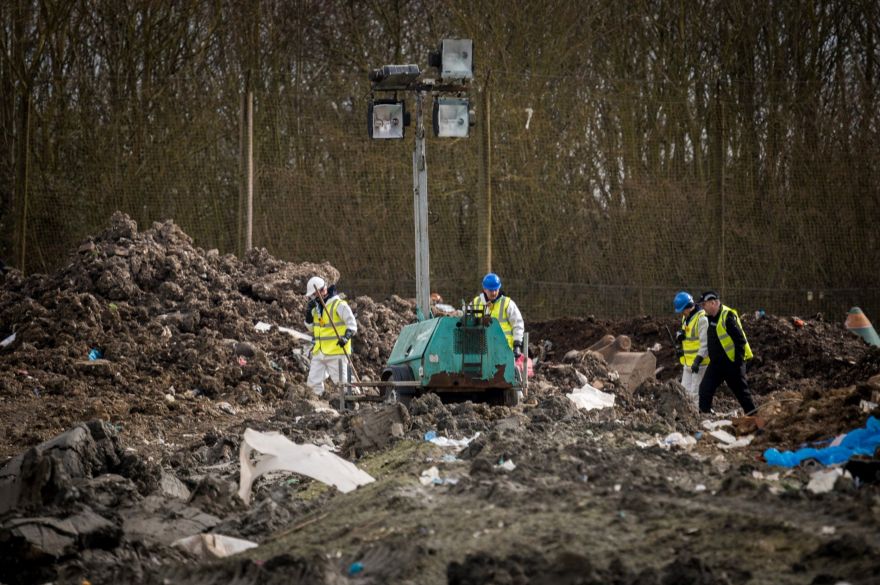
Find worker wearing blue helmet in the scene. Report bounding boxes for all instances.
[673,290,709,405]
[471,273,525,357]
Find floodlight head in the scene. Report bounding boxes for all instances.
[369,100,407,140]
[429,39,473,82]
[433,97,470,138]
[369,64,421,90]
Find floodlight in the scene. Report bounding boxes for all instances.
[428,39,473,81]
[432,97,470,138]
[369,100,407,140]
[368,64,421,90]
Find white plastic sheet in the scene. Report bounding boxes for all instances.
[238,429,374,505]
[172,533,258,559]
[567,383,615,411]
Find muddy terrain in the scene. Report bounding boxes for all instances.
[1,213,879,585]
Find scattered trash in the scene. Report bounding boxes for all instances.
[661,432,697,449]
[423,431,480,449]
[807,468,847,494]
[792,317,805,329]
[238,429,375,504]
[860,400,878,413]
[254,321,273,333]
[845,307,880,347]
[754,309,765,319]
[567,382,615,411]
[172,533,258,559]
[764,416,880,468]
[237,356,248,366]
[87,348,103,361]
[496,459,516,472]
[419,466,459,486]
[0,332,15,348]
[701,419,733,431]
[216,402,236,415]
[348,561,364,576]
[707,429,754,449]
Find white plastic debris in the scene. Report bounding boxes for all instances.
[661,432,697,449]
[0,332,15,348]
[254,321,313,342]
[807,468,846,494]
[172,533,258,559]
[418,466,459,486]
[708,429,754,449]
[496,459,516,472]
[567,383,615,411]
[701,419,733,431]
[425,432,480,450]
[238,429,374,504]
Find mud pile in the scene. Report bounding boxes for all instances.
[1,214,879,585]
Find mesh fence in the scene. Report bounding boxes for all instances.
[7,70,880,321]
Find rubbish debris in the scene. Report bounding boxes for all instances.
[0,332,15,348]
[844,307,880,347]
[567,382,615,411]
[764,417,880,468]
[806,468,846,494]
[88,348,103,361]
[419,466,458,486]
[238,429,375,504]
[172,533,258,559]
[707,429,754,449]
[423,431,480,449]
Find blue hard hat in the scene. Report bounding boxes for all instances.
[482,272,502,291]
[673,291,694,313]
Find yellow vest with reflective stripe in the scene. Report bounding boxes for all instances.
[472,295,514,349]
[312,298,350,356]
[680,309,710,367]
[717,305,753,362]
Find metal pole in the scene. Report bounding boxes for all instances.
[246,88,254,250]
[413,91,431,319]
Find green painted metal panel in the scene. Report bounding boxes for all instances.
[386,314,515,387]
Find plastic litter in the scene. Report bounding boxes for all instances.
[172,533,258,559]
[238,428,374,504]
[567,382,615,411]
[807,468,846,494]
[87,348,103,361]
[0,332,15,348]
[764,416,880,468]
[423,431,479,449]
[348,562,364,576]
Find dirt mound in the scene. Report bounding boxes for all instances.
[0,212,413,462]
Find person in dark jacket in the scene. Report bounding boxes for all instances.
[697,291,757,415]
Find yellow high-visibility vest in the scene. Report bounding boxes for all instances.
[311,298,350,355]
[680,309,710,367]
[472,295,514,349]
[717,305,754,362]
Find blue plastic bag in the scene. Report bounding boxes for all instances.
[764,416,880,468]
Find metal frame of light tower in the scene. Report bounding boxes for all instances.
[368,41,473,319]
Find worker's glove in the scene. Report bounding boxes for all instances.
[337,331,353,347]
[674,347,685,359]
[513,340,523,359]
[690,355,703,373]
[674,330,685,344]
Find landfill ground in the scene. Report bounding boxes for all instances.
[1,213,879,585]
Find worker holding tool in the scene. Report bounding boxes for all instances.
[304,276,358,398]
[673,291,709,405]
[696,291,757,415]
[471,273,525,357]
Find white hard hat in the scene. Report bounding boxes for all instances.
[305,276,326,297]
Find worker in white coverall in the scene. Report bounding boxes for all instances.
[304,276,357,397]
[471,273,525,358]
[673,290,708,405]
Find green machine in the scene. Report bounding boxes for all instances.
[380,306,523,405]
